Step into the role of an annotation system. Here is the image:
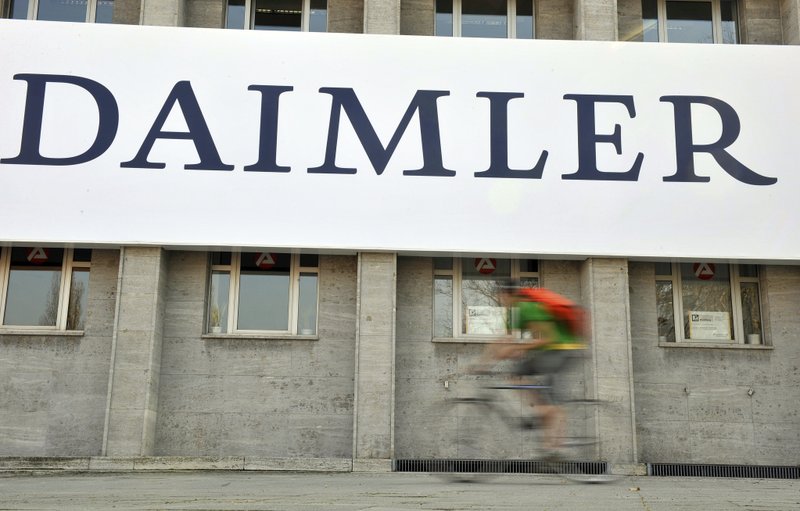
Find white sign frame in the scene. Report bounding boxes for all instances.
[1,20,799,261]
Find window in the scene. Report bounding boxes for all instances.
[7,0,114,22]
[655,262,763,345]
[0,247,91,330]
[207,252,319,335]
[435,0,534,39]
[433,257,538,338]
[620,0,737,43]
[226,0,327,31]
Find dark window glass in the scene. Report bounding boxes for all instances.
[654,262,672,275]
[520,259,538,273]
[211,252,232,266]
[254,0,301,31]
[240,252,291,272]
[299,254,319,267]
[73,249,93,262]
[739,265,758,278]
[11,247,64,268]
[433,257,453,270]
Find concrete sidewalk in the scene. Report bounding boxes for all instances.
[0,471,798,510]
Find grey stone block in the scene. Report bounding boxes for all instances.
[688,421,755,464]
[244,457,352,471]
[286,415,353,458]
[154,412,223,456]
[134,456,244,470]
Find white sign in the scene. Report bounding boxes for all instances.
[688,311,731,340]
[1,20,799,261]
[466,306,508,335]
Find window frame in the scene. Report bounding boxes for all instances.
[655,262,763,345]
[8,0,111,22]
[0,247,91,332]
[647,0,738,44]
[207,251,319,336]
[433,257,539,340]
[435,0,535,39]
[226,0,326,32]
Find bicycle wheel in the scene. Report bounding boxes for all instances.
[551,437,619,483]
[437,397,511,483]
[552,400,622,484]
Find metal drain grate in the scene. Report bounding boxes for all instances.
[648,463,799,479]
[394,459,607,475]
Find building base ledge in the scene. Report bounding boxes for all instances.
[0,456,353,473]
[608,462,648,476]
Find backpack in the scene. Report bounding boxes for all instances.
[515,287,588,339]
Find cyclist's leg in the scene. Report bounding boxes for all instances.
[525,351,571,451]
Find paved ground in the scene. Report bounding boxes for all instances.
[0,471,798,510]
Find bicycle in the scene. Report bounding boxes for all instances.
[434,368,621,484]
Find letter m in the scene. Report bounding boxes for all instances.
[309,88,455,176]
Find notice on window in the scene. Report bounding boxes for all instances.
[687,311,731,340]
[466,306,507,335]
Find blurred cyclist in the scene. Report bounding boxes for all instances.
[482,279,587,457]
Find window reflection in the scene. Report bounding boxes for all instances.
[435,0,454,36]
[298,273,318,334]
[641,0,659,42]
[227,0,246,28]
[666,1,713,43]
[237,252,291,330]
[462,0,507,38]
[67,269,89,330]
[238,272,290,330]
[37,0,89,22]
[434,276,453,337]
[3,248,65,327]
[10,0,30,18]
[680,263,732,340]
[516,0,533,39]
[460,258,510,335]
[309,0,327,32]
[720,0,738,43]
[208,271,230,332]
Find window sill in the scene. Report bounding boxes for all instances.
[432,336,514,344]
[659,341,772,350]
[0,329,84,337]
[201,333,318,341]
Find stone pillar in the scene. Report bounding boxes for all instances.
[580,258,638,466]
[574,0,618,40]
[401,0,434,35]
[352,252,396,470]
[103,247,168,456]
[140,0,186,26]
[782,0,800,44]
[328,0,364,33]
[186,0,226,28]
[364,0,400,34]
[112,0,142,24]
